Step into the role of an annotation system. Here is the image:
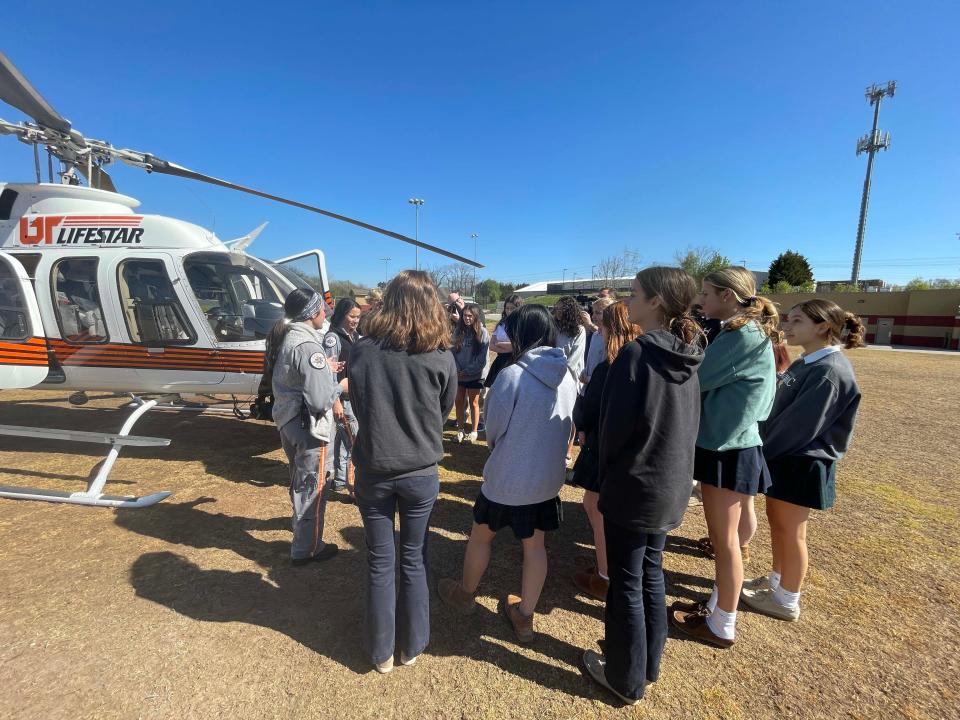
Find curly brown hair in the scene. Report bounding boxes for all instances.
[552,296,582,337]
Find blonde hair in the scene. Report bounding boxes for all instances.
[592,296,616,312]
[792,299,866,350]
[601,301,642,364]
[703,266,783,343]
[363,270,451,353]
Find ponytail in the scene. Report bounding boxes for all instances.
[841,312,866,350]
[725,296,784,344]
[791,299,866,350]
[668,314,706,346]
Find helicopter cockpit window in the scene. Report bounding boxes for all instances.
[183,252,286,342]
[118,259,195,346]
[51,258,108,343]
[0,260,30,341]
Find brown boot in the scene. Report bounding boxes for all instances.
[670,608,734,649]
[668,597,710,615]
[437,578,477,615]
[500,594,534,643]
[573,569,609,601]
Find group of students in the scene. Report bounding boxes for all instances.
[263,265,864,705]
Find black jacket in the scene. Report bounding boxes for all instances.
[598,329,704,534]
[348,338,458,478]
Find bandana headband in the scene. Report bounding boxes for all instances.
[293,292,324,322]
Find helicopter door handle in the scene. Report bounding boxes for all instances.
[147,347,165,354]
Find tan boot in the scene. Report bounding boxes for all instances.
[501,594,534,643]
[573,569,609,601]
[437,578,477,615]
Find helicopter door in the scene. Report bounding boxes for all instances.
[272,250,333,309]
[0,253,49,389]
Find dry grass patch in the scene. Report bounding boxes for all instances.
[0,348,958,719]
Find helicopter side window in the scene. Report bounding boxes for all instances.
[183,253,285,342]
[51,258,108,343]
[118,259,195,346]
[0,260,30,341]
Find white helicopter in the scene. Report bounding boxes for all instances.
[0,52,482,508]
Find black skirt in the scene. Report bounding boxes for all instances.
[694,445,771,497]
[484,352,512,388]
[570,445,600,493]
[764,455,836,510]
[459,378,484,390]
[473,490,562,540]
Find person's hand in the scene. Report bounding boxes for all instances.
[332,398,346,424]
[578,431,586,446]
[332,360,346,373]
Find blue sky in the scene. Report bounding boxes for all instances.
[2,1,958,287]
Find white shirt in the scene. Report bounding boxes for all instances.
[802,345,843,365]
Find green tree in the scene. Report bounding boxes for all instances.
[475,278,502,305]
[930,278,960,289]
[771,280,794,294]
[768,250,814,287]
[904,277,931,291]
[831,283,859,293]
[674,246,732,284]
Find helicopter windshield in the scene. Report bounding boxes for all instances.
[183,252,287,342]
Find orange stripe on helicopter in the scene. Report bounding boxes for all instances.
[0,337,49,367]
[46,339,265,373]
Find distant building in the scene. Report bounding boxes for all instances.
[514,276,635,298]
[816,279,885,292]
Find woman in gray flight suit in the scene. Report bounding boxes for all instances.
[267,288,345,565]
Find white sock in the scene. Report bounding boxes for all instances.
[705,586,718,612]
[769,571,781,591]
[706,606,737,640]
[773,585,800,610]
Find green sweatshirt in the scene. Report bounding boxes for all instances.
[696,321,776,451]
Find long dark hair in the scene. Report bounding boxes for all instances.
[498,294,524,326]
[330,297,361,331]
[264,288,317,376]
[508,304,557,360]
[454,303,486,355]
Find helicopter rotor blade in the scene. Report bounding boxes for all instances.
[142,155,483,268]
[0,52,71,134]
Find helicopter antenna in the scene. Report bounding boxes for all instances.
[0,52,483,269]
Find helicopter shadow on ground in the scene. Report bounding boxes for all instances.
[0,401,289,488]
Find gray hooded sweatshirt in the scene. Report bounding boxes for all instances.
[480,346,578,506]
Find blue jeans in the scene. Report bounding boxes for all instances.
[355,470,439,664]
[603,519,668,701]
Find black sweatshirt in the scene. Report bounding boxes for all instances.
[598,329,704,534]
[572,360,610,483]
[348,338,458,478]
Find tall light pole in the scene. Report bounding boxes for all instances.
[379,257,391,284]
[470,233,479,297]
[408,198,424,270]
[851,81,896,287]
[562,268,567,284]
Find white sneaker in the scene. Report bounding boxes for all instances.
[466,431,478,444]
[740,587,800,622]
[374,656,394,674]
[455,429,465,444]
[400,652,418,666]
[741,573,774,597]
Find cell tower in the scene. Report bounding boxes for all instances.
[850,81,896,286]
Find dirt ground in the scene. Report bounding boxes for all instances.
[1,349,958,720]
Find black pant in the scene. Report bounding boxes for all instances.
[603,519,668,701]
[355,470,439,664]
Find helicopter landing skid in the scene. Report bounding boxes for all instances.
[0,399,172,508]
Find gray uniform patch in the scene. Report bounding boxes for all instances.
[309,352,327,370]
